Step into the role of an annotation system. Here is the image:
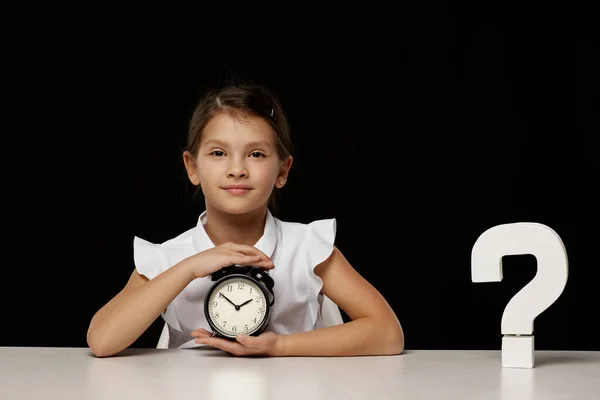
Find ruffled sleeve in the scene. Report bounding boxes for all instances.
[133,236,170,280]
[305,218,337,326]
[133,236,183,333]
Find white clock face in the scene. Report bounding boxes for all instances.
[207,276,268,337]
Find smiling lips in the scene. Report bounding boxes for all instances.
[222,185,252,195]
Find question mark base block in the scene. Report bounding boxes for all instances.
[502,335,534,368]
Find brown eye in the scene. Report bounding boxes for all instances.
[210,150,225,157]
[250,152,265,158]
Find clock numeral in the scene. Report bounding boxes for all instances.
[227,285,232,292]
[258,307,264,314]
[223,321,227,327]
[255,296,262,302]
[238,283,244,290]
[253,318,256,323]
[232,326,237,332]
[249,288,253,294]
[212,301,217,307]
[244,324,248,331]
[215,313,219,319]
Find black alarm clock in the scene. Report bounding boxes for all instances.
[204,265,275,339]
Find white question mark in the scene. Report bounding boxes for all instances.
[471,222,569,368]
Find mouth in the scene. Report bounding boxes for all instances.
[222,186,253,195]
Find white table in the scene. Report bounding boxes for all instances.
[1,347,599,399]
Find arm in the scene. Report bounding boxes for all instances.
[86,258,195,358]
[278,246,404,356]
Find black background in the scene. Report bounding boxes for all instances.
[4,2,598,351]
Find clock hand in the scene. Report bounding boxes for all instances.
[239,299,253,308]
[220,309,237,331]
[219,293,240,310]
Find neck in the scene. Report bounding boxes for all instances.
[203,204,267,247]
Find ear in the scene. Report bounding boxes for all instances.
[183,151,200,186]
[275,155,293,189]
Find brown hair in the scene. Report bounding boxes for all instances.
[185,83,293,212]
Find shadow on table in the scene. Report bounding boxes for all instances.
[87,347,413,359]
[86,347,232,359]
[535,352,598,368]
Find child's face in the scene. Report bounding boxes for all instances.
[188,112,290,215]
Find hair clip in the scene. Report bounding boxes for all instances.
[270,107,274,117]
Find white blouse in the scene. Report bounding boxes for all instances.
[133,209,337,349]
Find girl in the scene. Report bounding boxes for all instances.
[87,83,404,357]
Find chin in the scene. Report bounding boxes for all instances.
[212,199,265,216]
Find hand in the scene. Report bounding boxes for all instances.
[238,299,253,308]
[220,293,240,310]
[186,242,274,279]
[190,328,282,357]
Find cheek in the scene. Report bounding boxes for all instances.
[258,163,281,181]
[259,168,278,183]
[197,161,220,179]
[254,171,278,191]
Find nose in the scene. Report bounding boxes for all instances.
[226,158,248,178]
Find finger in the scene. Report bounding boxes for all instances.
[230,254,264,266]
[196,337,253,356]
[235,334,261,348]
[228,244,273,263]
[234,255,274,269]
[250,259,275,269]
[231,252,274,268]
[190,328,212,338]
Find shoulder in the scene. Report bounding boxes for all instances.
[275,215,336,241]
[273,215,337,266]
[133,227,197,279]
[134,226,196,254]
